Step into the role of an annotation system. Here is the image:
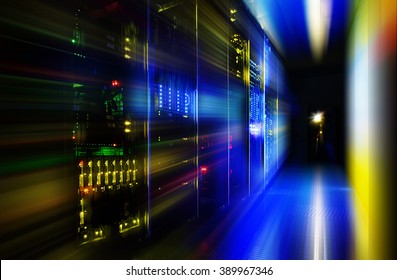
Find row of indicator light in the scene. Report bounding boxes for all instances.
[81,218,141,241]
[158,84,189,114]
[80,219,139,240]
[73,142,119,147]
[81,229,104,242]
[79,159,136,167]
[78,171,137,187]
[250,92,262,122]
[78,159,137,187]
[119,218,140,233]
[79,182,138,194]
[158,85,173,110]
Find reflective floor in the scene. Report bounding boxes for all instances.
[208,164,355,259]
[43,163,355,260]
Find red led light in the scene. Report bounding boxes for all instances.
[80,186,91,195]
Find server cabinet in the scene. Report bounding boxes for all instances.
[264,36,290,186]
[230,0,265,196]
[248,46,265,195]
[227,0,250,202]
[71,0,149,242]
[148,0,198,232]
[197,0,230,216]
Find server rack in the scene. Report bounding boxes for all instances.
[148,0,198,232]
[227,0,250,202]
[229,0,266,197]
[264,35,290,186]
[70,1,149,243]
[197,0,230,216]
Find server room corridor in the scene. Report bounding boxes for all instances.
[1,0,396,261]
[206,163,354,259]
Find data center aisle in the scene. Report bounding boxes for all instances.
[206,164,355,259]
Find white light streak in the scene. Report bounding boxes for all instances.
[305,0,332,61]
[312,170,326,259]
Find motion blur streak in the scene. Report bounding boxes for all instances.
[347,0,396,259]
[207,166,354,259]
[150,185,192,218]
[304,0,332,61]
[0,168,74,258]
[0,1,72,43]
[0,0,77,259]
[312,170,326,259]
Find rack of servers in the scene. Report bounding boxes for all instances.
[0,0,291,253]
[70,0,290,244]
[71,0,291,243]
[70,1,149,242]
